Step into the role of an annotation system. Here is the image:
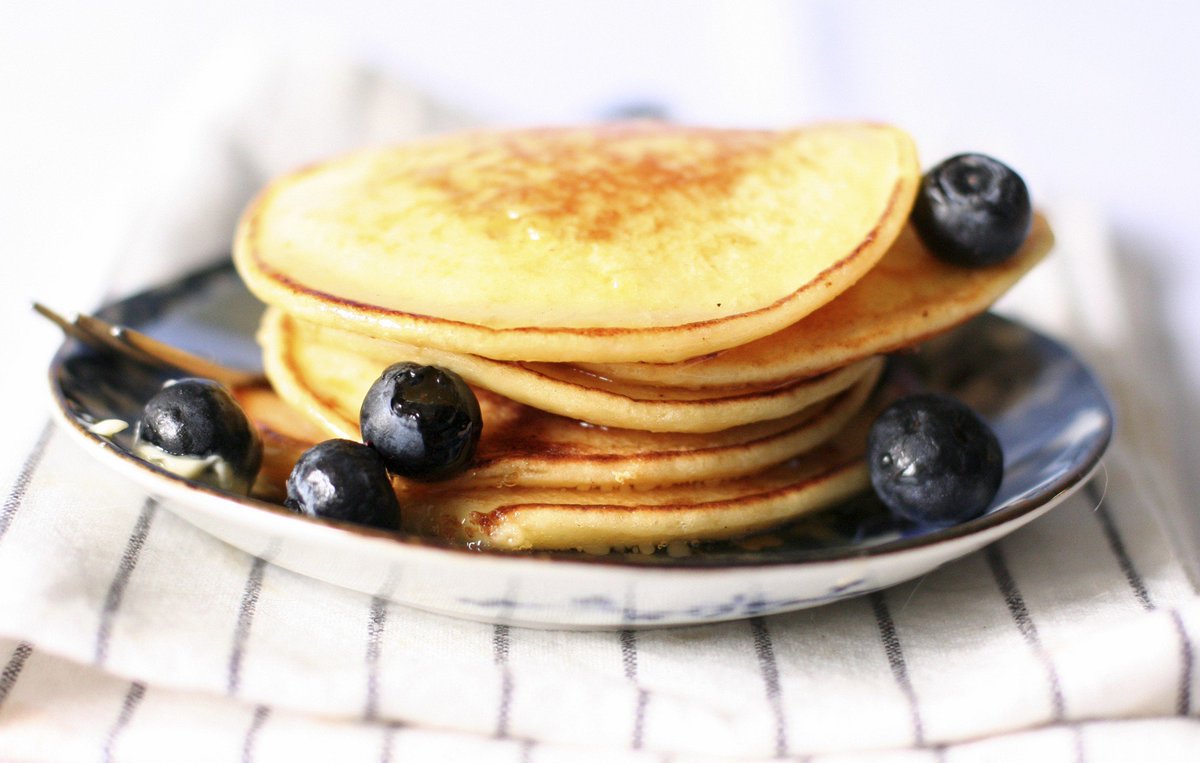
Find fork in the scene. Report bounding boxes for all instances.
[34,303,266,388]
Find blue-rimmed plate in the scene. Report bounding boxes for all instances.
[48,263,1113,628]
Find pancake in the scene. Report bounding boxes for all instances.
[235,380,878,551]
[577,214,1054,388]
[247,341,880,489]
[235,122,920,363]
[232,120,1053,554]
[262,308,882,433]
[402,404,876,551]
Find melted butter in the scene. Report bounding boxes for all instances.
[666,540,693,558]
[133,440,241,492]
[88,419,129,437]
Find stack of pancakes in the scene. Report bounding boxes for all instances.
[233,122,1052,552]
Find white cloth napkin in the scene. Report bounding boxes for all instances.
[3,47,1199,762]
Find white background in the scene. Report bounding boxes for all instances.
[3,0,1199,481]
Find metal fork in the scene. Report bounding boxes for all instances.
[34,302,265,388]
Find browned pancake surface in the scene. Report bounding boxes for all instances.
[235,122,919,362]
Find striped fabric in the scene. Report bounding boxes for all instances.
[0,419,1197,761]
[3,55,1199,761]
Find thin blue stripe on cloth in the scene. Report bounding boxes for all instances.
[1087,480,1154,612]
[619,629,649,750]
[95,499,158,666]
[517,738,535,763]
[241,704,271,763]
[869,591,925,746]
[1086,477,1195,715]
[983,537,1085,763]
[0,641,33,710]
[985,544,1067,722]
[365,596,388,721]
[1167,609,1195,716]
[102,681,146,763]
[228,557,269,697]
[377,721,402,763]
[749,617,788,757]
[492,624,513,739]
[0,421,54,544]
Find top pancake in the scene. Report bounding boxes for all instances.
[234,122,920,363]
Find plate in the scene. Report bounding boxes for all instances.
[48,262,1113,629]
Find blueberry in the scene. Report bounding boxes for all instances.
[911,153,1032,267]
[135,378,262,493]
[867,394,1003,527]
[359,363,482,481]
[285,439,401,530]
[285,440,401,529]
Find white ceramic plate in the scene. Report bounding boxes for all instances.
[49,263,1113,629]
